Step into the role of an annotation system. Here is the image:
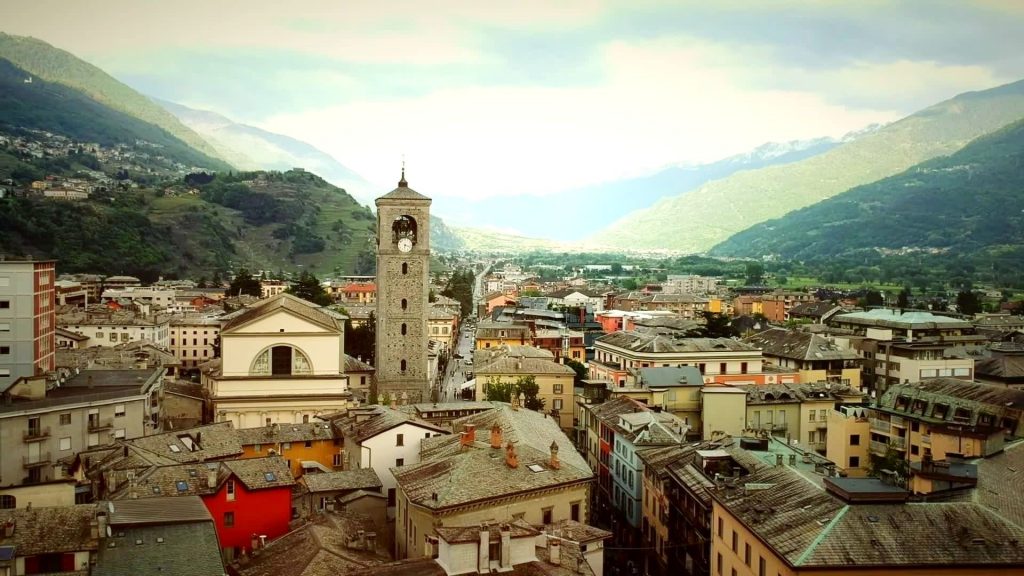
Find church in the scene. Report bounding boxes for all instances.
[374,169,432,404]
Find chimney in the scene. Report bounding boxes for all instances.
[90,518,99,540]
[548,537,561,566]
[207,468,218,489]
[460,424,476,448]
[97,511,108,540]
[490,424,503,449]
[478,526,490,573]
[500,524,512,569]
[775,453,783,467]
[549,441,561,470]
[366,532,377,552]
[505,441,519,469]
[2,521,13,538]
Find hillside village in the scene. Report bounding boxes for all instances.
[7,252,1024,576]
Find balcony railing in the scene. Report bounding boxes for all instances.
[920,434,931,445]
[891,436,907,450]
[870,440,890,454]
[869,418,891,434]
[87,418,113,432]
[23,426,51,441]
[890,415,907,428]
[23,453,51,468]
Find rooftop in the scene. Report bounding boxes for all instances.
[303,468,382,493]
[0,504,99,556]
[744,328,860,362]
[106,495,212,526]
[222,292,344,333]
[832,308,971,329]
[236,422,336,445]
[596,332,758,355]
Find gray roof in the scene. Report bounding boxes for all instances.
[635,366,704,387]
[303,469,382,493]
[788,301,844,319]
[328,406,447,444]
[107,496,212,525]
[125,422,243,463]
[222,293,343,333]
[596,332,757,354]
[94,519,225,576]
[0,504,99,556]
[877,379,1024,431]
[832,308,970,329]
[236,422,336,445]
[393,404,592,510]
[744,328,860,362]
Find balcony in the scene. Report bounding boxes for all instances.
[891,436,907,450]
[23,426,51,441]
[870,440,890,454]
[890,415,907,428]
[869,418,891,434]
[921,434,931,445]
[87,418,113,432]
[23,453,51,468]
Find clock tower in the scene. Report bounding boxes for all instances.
[374,169,432,403]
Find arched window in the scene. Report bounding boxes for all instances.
[400,359,407,372]
[401,323,407,335]
[392,215,418,244]
[0,495,14,509]
[401,298,408,311]
[402,262,408,275]
[250,345,312,376]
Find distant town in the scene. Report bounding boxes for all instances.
[4,174,1024,576]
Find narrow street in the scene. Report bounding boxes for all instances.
[439,262,488,402]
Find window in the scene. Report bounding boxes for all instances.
[554,383,563,394]
[59,413,71,426]
[401,298,408,310]
[0,495,14,509]
[720,362,727,374]
[731,530,737,552]
[911,421,920,432]
[283,442,292,450]
[849,456,860,468]
[333,453,343,467]
[304,440,312,448]
[114,429,126,439]
[808,431,816,444]
[0,346,8,355]
[88,433,99,447]
[224,512,235,527]
[59,437,72,451]
[0,300,8,309]
[759,557,766,576]
[809,410,816,422]
[396,434,404,447]
[542,507,553,525]
[388,488,396,506]
[571,501,581,522]
[911,444,920,455]
[717,553,723,576]
[226,480,236,501]
[850,434,860,446]
[396,458,405,467]
[741,362,748,374]
[745,543,751,566]
[402,263,408,275]
[114,404,126,417]
[401,323,407,335]
[553,399,563,410]
[400,359,407,372]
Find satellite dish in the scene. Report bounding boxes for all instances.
[106,525,112,537]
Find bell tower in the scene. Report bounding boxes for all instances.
[374,168,432,403]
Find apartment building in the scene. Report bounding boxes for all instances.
[745,327,864,390]
[101,287,176,310]
[473,346,576,430]
[57,307,171,349]
[0,259,56,387]
[169,315,222,369]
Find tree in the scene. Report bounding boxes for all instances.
[225,268,261,297]
[862,290,884,307]
[744,262,765,286]
[621,278,639,290]
[897,287,911,309]
[287,270,332,306]
[483,376,545,411]
[867,445,909,485]
[345,312,375,366]
[564,359,587,385]
[610,263,623,275]
[956,290,982,316]
[698,312,737,338]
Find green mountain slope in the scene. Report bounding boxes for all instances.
[711,119,1024,261]
[0,32,228,169]
[0,59,224,170]
[591,79,1024,253]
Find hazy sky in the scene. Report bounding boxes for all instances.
[4,1,1024,199]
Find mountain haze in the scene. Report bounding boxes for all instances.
[711,118,1024,262]
[154,99,376,202]
[0,33,227,167]
[591,79,1024,253]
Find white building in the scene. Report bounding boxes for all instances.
[57,309,171,349]
[101,287,176,310]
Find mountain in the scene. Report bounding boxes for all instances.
[154,99,376,202]
[0,59,226,171]
[432,133,859,242]
[710,118,1024,263]
[590,79,1024,253]
[0,33,227,168]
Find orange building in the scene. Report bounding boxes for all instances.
[236,421,341,478]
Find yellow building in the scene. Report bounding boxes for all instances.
[745,328,863,391]
[825,406,871,477]
[611,366,704,435]
[701,385,748,439]
[711,453,1024,575]
[474,346,576,430]
[236,421,341,479]
[202,293,354,428]
[743,383,864,454]
[392,405,593,560]
[475,320,533,350]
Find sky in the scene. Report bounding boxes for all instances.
[3,0,1024,201]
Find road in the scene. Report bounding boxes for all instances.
[438,261,490,402]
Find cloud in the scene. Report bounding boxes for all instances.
[259,36,897,200]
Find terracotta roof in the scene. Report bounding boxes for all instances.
[0,504,99,556]
[303,469,382,493]
[222,293,343,333]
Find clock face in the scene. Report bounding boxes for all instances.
[397,238,413,253]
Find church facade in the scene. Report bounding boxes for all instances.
[375,171,433,403]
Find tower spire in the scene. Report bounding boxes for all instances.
[399,157,407,187]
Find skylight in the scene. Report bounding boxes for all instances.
[168,445,181,453]
[264,472,277,482]
[527,464,545,473]
[176,481,188,492]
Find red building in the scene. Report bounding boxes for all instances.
[201,456,294,557]
[0,259,56,384]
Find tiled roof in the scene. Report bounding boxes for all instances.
[788,301,843,318]
[435,519,539,543]
[94,517,224,576]
[303,469,382,493]
[222,293,343,333]
[345,355,375,373]
[596,332,757,354]
[329,406,447,444]
[124,422,242,463]
[0,504,99,556]
[744,328,860,361]
[236,422,336,445]
[109,456,293,500]
[224,456,296,490]
[831,308,970,328]
[236,510,389,576]
[877,379,1024,429]
[539,520,612,544]
[393,404,592,510]
[107,495,212,525]
[475,356,575,376]
[377,181,430,201]
[975,353,1024,379]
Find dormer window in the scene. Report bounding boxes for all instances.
[932,403,949,420]
[954,407,972,422]
[895,396,910,410]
